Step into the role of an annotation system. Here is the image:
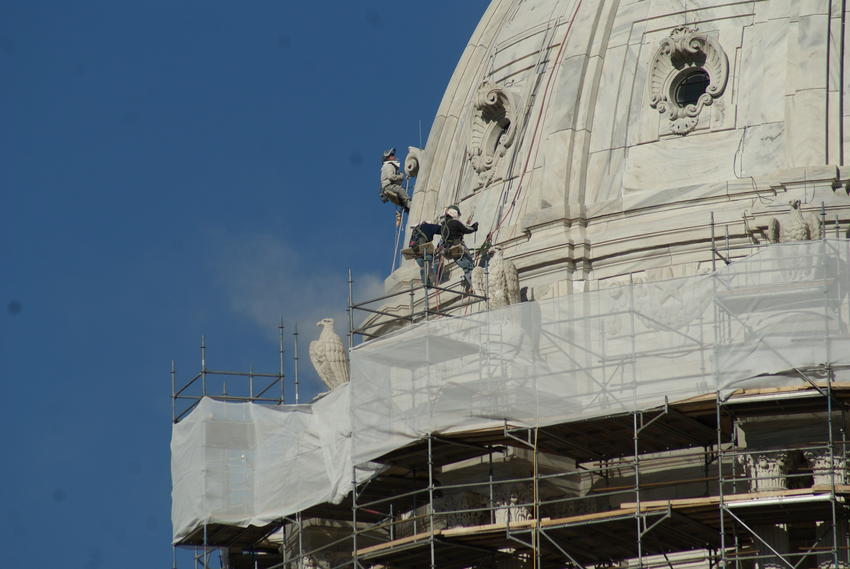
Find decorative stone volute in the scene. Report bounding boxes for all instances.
[469,82,522,188]
[404,146,422,178]
[648,26,729,134]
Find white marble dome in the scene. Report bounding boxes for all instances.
[390,0,850,301]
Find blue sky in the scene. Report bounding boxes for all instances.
[0,2,489,567]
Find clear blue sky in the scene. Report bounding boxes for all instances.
[0,2,489,567]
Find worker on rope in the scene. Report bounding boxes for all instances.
[379,148,410,213]
[439,205,478,292]
[408,219,442,287]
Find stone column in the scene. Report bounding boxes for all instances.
[753,523,789,569]
[815,518,850,569]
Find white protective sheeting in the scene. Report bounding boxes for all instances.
[171,386,355,542]
[172,240,850,542]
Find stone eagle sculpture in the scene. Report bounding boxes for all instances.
[487,247,521,308]
[472,247,521,308]
[769,200,821,243]
[309,318,349,390]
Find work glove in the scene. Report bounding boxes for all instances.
[471,222,479,232]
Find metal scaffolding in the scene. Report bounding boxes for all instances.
[262,381,850,569]
[172,221,850,569]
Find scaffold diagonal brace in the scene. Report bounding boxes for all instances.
[723,506,796,569]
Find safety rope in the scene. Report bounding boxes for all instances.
[390,207,405,273]
[390,176,411,272]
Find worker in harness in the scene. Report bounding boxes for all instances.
[379,148,410,213]
[439,205,478,292]
[408,220,442,287]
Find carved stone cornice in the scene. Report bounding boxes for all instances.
[648,26,729,135]
[469,82,522,188]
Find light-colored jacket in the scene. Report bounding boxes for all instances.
[380,160,404,189]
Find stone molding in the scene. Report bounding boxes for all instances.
[648,26,729,135]
[469,82,522,188]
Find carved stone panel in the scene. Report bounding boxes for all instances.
[469,82,522,188]
[648,26,729,135]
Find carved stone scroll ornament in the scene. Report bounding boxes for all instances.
[648,26,729,135]
[469,82,522,187]
[404,146,422,178]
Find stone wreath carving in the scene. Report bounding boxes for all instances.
[469,82,522,187]
[648,26,729,135]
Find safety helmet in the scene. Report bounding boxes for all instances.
[445,205,461,218]
[382,147,397,160]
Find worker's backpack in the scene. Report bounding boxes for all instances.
[408,225,429,249]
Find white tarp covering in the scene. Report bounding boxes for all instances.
[171,386,355,541]
[172,240,850,541]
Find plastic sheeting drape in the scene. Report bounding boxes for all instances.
[172,240,850,541]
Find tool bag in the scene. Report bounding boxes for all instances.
[442,244,466,260]
[401,242,434,260]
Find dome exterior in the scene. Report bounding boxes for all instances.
[392,0,849,299]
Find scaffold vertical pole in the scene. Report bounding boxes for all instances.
[171,360,176,423]
[428,433,436,569]
[293,323,301,405]
[716,395,727,569]
[352,465,358,569]
[842,391,849,568]
[488,449,495,524]
[711,212,717,272]
[347,269,354,350]
[201,336,207,396]
[203,522,208,569]
[485,263,491,313]
[297,512,303,569]
[634,411,643,569]
[278,317,285,404]
[827,364,840,569]
[423,258,430,320]
[533,427,541,569]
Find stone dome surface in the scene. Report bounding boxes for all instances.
[390,0,850,301]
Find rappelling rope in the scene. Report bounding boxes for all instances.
[390,177,412,272]
[390,207,405,273]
